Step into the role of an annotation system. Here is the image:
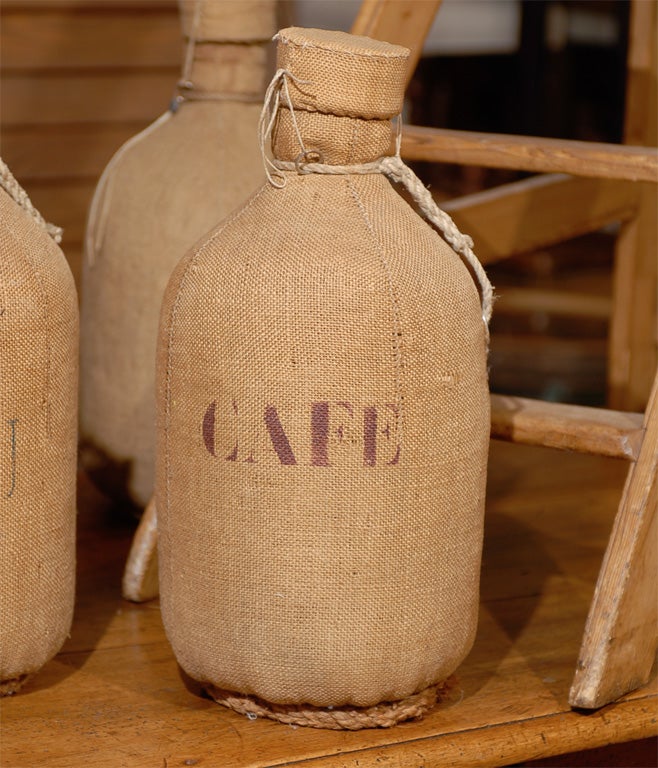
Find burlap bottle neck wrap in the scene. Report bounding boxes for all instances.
[176,0,276,105]
[263,28,494,323]
[270,27,405,165]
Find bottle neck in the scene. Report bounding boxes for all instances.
[176,0,276,102]
[179,0,276,43]
[271,107,395,165]
[178,41,270,101]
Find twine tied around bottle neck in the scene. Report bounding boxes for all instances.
[0,159,63,244]
[259,69,494,326]
[174,0,266,110]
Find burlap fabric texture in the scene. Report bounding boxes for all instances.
[80,0,275,509]
[0,160,78,695]
[156,28,491,729]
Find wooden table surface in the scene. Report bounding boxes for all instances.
[2,442,656,768]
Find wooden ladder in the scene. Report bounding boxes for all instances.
[352,0,657,709]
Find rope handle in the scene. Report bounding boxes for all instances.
[0,159,62,244]
[259,70,494,325]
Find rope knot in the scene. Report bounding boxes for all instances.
[256,69,494,326]
[259,68,314,188]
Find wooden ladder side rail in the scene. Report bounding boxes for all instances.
[492,376,658,709]
[357,0,657,712]
[351,0,442,85]
[570,369,658,708]
[608,0,658,412]
[401,126,658,182]
[441,173,639,267]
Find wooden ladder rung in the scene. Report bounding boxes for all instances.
[441,174,638,266]
[490,394,645,460]
[402,126,658,182]
[494,289,612,321]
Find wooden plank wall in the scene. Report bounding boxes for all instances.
[0,0,182,288]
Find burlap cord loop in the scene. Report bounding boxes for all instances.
[207,681,448,731]
[260,70,494,325]
[0,159,62,244]
[172,91,262,110]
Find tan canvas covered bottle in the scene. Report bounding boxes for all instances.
[0,160,78,695]
[81,0,276,509]
[156,28,493,729]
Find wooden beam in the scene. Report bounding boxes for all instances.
[441,174,639,265]
[570,371,658,708]
[608,182,658,410]
[490,394,645,461]
[0,0,176,9]
[494,289,612,322]
[351,0,441,86]
[0,10,180,71]
[608,0,658,411]
[1,73,176,126]
[402,126,658,182]
[490,336,607,403]
[0,125,144,181]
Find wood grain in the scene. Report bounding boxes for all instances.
[401,125,658,182]
[1,0,175,9]
[608,1,658,411]
[2,73,177,126]
[0,125,145,181]
[0,1,181,292]
[1,9,179,71]
[24,180,96,242]
[494,288,612,321]
[570,373,658,708]
[1,445,655,768]
[351,0,442,85]
[490,395,645,460]
[442,174,639,265]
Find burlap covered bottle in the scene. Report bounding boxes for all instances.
[80,0,276,509]
[156,28,493,729]
[0,160,78,695]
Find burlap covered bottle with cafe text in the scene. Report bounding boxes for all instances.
[0,160,78,695]
[156,28,492,729]
[81,0,275,509]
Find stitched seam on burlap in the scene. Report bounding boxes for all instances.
[347,120,358,164]
[85,111,172,267]
[163,185,268,620]
[4,221,52,438]
[279,36,407,60]
[345,177,405,445]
